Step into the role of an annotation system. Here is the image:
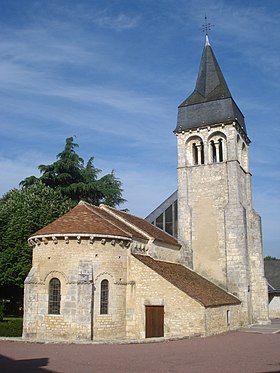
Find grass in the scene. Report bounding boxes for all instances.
[0,317,23,337]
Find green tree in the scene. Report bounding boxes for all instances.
[0,182,72,287]
[20,137,125,207]
[264,256,278,261]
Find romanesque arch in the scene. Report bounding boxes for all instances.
[207,132,227,163]
[185,135,204,166]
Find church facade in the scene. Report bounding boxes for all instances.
[23,35,269,341]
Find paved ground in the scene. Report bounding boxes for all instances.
[1,327,280,373]
[241,318,280,334]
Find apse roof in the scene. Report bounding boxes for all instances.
[30,201,179,247]
[133,254,241,308]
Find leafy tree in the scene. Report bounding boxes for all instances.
[0,182,72,287]
[264,256,278,261]
[0,137,125,294]
[20,137,125,207]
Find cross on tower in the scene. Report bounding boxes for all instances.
[202,16,214,35]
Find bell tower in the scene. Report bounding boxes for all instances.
[175,35,269,324]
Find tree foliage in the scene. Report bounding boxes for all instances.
[0,182,73,287]
[0,137,125,290]
[20,137,125,207]
[264,256,278,261]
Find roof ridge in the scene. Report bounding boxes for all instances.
[100,205,152,240]
[83,203,134,239]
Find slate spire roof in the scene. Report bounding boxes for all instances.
[174,35,246,133]
[181,35,232,106]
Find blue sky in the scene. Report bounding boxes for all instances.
[0,0,279,257]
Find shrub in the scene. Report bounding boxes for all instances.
[0,303,4,322]
[0,317,23,337]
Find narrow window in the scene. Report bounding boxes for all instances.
[192,143,198,165]
[173,200,178,238]
[211,140,216,163]
[100,279,109,315]
[226,310,231,326]
[48,278,61,314]
[165,205,173,235]
[201,142,205,164]
[155,213,164,230]
[219,139,223,162]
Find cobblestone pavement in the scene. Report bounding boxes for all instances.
[1,330,280,373]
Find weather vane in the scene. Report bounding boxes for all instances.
[202,15,214,35]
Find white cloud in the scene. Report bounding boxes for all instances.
[90,11,139,30]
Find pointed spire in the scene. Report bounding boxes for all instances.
[174,36,246,133]
[182,39,232,106]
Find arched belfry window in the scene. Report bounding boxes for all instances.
[48,278,61,314]
[208,133,227,163]
[187,137,204,166]
[100,279,109,315]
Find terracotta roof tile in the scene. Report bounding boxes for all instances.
[133,254,241,308]
[86,204,146,239]
[32,203,133,238]
[102,205,180,247]
[31,202,177,248]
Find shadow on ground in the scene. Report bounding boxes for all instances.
[0,354,55,373]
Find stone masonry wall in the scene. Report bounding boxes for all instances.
[23,237,131,341]
[205,305,242,336]
[127,255,206,339]
[176,122,269,325]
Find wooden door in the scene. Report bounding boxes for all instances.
[145,305,164,338]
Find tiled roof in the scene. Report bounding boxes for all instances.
[133,254,241,308]
[103,205,179,247]
[264,260,280,290]
[32,202,133,238]
[30,202,179,248]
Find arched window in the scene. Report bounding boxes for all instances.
[208,133,227,164]
[188,137,204,166]
[48,278,61,314]
[100,279,109,315]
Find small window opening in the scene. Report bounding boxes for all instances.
[226,310,231,326]
[48,278,61,314]
[219,139,223,162]
[211,141,217,163]
[192,143,198,165]
[100,279,109,315]
[201,142,205,164]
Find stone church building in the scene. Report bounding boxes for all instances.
[23,35,269,341]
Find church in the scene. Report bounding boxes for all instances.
[23,35,269,341]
